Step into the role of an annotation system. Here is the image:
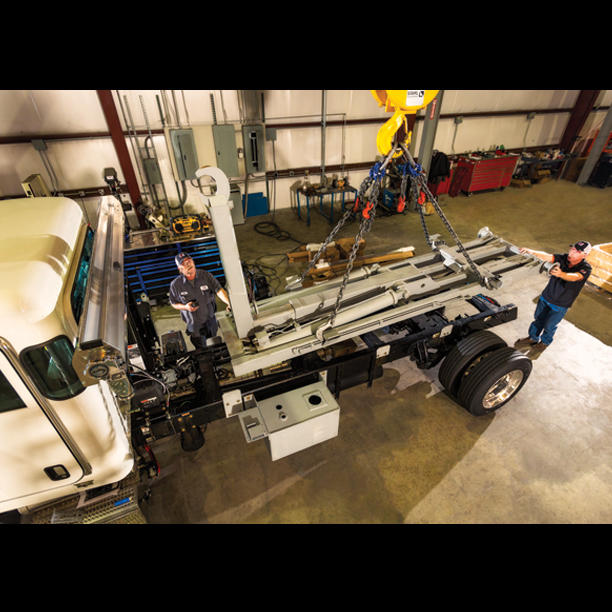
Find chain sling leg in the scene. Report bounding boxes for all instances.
[399,144,502,290]
[291,177,373,288]
[314,146,400,341]
[290,140,500,343]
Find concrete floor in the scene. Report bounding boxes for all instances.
[144,179,612,524]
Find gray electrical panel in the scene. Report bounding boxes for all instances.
[143,158,163,185]
[169,129,199,181]
[212,125,239,178]
[242,124,266,173]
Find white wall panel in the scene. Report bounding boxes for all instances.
[50,139,121,189]
[275,126,322,169]
[0,139,122,197]
[0,90,107,136]
[442,90,579,114]
[0,143,41,194]
[263,89,320,121]
[432,113,570,155]
[331,123,380,166]
[326,90,388,119]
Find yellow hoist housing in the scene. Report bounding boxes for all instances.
[371,90,440,157]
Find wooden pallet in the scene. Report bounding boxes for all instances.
[287,237,366,264]
[304,247,415,283]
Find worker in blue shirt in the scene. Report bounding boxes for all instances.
[169,253,231,349]
[516,241,592,351]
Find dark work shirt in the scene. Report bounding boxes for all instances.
[542,253,592,308]
[169,269,222,336]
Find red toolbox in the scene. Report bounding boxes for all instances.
[428,168,454,196]
[454,153,519,196]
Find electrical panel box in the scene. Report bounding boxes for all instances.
[242,124,266,173]
[212,125,240,178]
[22,174,51,197]
[142,158,164,185]
[169,129,199,181]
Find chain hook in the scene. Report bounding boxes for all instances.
[362,201,374,220]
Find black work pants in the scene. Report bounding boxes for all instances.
[188,319,218,349]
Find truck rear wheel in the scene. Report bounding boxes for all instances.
[439,330,508,397]
[457,347,532,416]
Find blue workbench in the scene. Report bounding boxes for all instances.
[296,185,357,226]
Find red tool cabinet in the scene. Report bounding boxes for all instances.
[455,154,519,196]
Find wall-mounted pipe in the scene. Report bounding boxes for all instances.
[321,90,327,186]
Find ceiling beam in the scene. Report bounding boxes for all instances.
[96,90,146,229]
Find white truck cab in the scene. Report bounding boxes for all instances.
[0,196,133,514]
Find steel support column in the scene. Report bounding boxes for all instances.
[577,104,612,186]
[418,90,444,176]
[96,90,145,229]
[559,90,601,153]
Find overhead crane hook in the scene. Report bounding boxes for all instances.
[371,90,440,157]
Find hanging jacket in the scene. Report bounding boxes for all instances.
[429,151,451,184]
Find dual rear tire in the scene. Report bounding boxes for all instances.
[439,331,532,417]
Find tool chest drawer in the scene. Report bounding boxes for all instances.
[457,154,519,195]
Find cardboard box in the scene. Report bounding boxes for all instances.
[510,178,531,188]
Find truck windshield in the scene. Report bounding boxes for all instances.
[20,337,84,401]
[0,369,26,413]
[71,225,94,325]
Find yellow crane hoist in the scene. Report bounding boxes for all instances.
[371,90,439,157]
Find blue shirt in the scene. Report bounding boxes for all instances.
[169,269,222,334]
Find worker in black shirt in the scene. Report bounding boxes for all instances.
[169,253,231,349]
[515,241,592,351]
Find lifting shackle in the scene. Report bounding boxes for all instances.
[371,90,440,157]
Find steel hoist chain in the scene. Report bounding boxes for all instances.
[311,147,399,340]
[296,146,396,287]
[295,179,370,284]
[399,144,499,289]
[297,142,498,342]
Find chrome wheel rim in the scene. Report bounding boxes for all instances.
[482,370,524,409]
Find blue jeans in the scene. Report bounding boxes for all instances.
[528,297,568,346]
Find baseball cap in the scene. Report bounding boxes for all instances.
[570,241,592,255]
[175,252,193,267]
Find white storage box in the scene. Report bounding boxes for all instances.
[238,381,340,461]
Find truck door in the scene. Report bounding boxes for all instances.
[0,350,84,506]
